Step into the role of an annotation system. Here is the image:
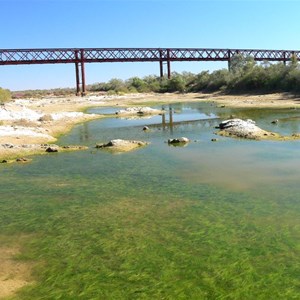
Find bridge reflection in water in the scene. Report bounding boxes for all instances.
[157,105,219,135]
[77,106,220,143]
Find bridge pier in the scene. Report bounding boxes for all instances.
[159,50,163,78]
[80,50,86,96]
[159,49,171,79]
[159,60,163,78]
[167,49,171,79]
[227,50,231,71]
[74,50,86,96]
[75,62,80,96]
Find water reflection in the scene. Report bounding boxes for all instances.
[4,103,300,193]
[161,105,174,132]
[169,105,173,134]
[74,103,220,144]
[79,122,90,142]
[58,102,300,192]
[68,102,300,146]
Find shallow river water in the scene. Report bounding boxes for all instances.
[0,101,299,299]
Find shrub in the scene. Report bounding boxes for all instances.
[0,87,11,102]
[206,69,230,91]
[127,77,150,93]
[167,74,186,93]
[39,114,54,122]
[188,71,210,92]
[143,75,161,92]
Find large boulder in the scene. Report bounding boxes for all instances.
[217,118,278,139]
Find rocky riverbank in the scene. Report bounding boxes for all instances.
[0,92,299,160]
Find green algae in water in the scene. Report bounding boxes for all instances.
[0,102,299,299]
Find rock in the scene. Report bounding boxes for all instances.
[95,139,149,153]
[217,118,279,140]
[1,159,8,163]
[38,114,53,122]
[16,157,29,162]
[115,107,164,116]
[143,126,150,131]
[168,137,190,144]
[45,146,59,153]
[62,145,87,150]
[3,143,14,149]
[218,118,256,130]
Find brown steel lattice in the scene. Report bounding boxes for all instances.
[1,48,299,64]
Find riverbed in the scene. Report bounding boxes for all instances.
[0,101,299,299]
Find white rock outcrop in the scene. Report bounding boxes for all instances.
[217,118,275,139]
[115,107,164,116]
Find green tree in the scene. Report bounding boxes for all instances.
[290,53,298,68]
[106,78,128,94]
[88,82,108,92]
[167,73,186,92]
[188,71,210,92]
[127,77,149,93]
[143,75,161,92]
[230,53,256,75]
[206,69,230,91]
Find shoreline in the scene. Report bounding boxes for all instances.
[0,92,299,160]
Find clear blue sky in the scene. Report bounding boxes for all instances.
[1,0,300,91]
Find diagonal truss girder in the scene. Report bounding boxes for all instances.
[0,48,299,65]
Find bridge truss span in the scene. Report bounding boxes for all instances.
[1,47,299,95]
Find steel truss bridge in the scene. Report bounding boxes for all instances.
[1,47,299,95]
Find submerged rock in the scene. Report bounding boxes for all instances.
[168,137,190,144]
[16,157,30,163]
[95,139,149,153]
[45,146,59,153]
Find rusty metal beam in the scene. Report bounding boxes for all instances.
[167,49,171,79]
[1,48,299,65]
[159,49,163,78]
[80,49,86,96]
[75,50,80,96]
